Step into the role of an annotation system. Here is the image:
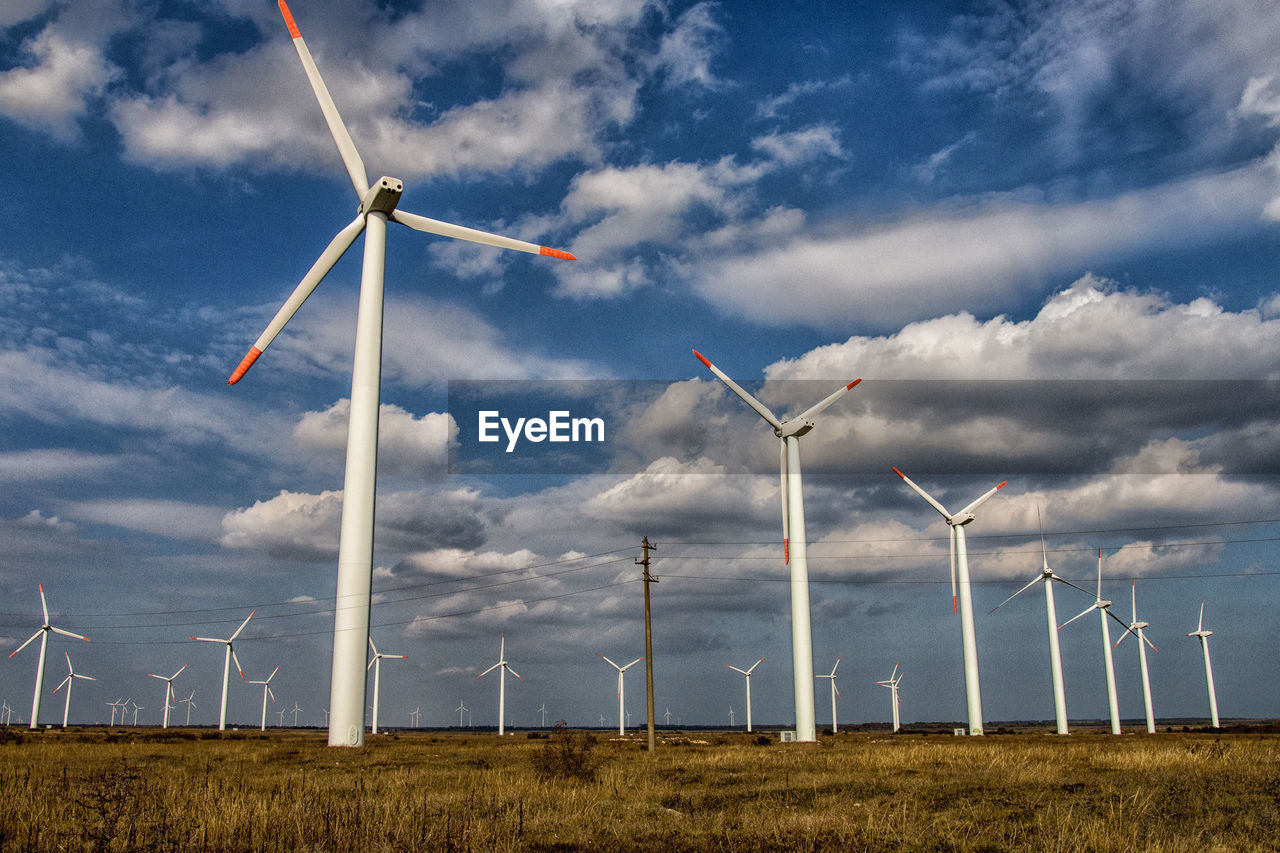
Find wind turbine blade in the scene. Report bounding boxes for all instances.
[39,584,50,624]
[1114,626,1135,648]
[278,0,368,198]
[9,630,44,658]
[367,656,376,671]
[1037,505,1048,569]
[949,527,958,613]
[1131,578,1138,623]
[172,664,188,679]
[957,480,1008,517]
[1197,599,1205,632]
[189,636,222,643]
[231,648,244,678]
[600,654,620,670]
[693,350,783,431]
[726,665,746,675]
[1142,633,1158,653]
[892,467,951,520]
[506,666,523,680]
[478,662,502,679]
[391,209,576,259]
[1104,608,1130,632]
[50,627,90,642]
[267,665,280,682]
[229,611,255,642]
[369,637,379,655]
[795,378,862,422]
[831,657,841,676]
[1058,605,1096,630]
[228,216,365,384]
[267,686,276,703]
[779,438,790,564]
[148,673,166,681]
[624,657,644,670]
[747,658,764,674]
[989,575,1041,614]
[1053,576,1093,597]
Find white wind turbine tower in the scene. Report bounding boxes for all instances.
[478,634,522,736]
[538,703,547,728]
[146,665,188,730]
[814,656,841,733]
[728,705,735,727]
[245,665,281,731]
[893,468,1006,736]
[52,652,95,728]
[8,585,91,729]
[1115,578,1158,734]
[367,637,407,735]
[875,664,904,733]
[106,698,126,726]
[291,703,302,726]
[227,1,576,750]
[1187,599,1220,729]
[601,655,643,736]
[694,350,861,742]
[455,699,467,728]
[190,610,254,732]
[989,510,1087,735]
[1059,549,1127,735]
[725,657,764,733]
[128,701,144,726]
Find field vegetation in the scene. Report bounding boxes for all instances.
[0,725,1276,851]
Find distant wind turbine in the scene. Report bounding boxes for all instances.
[538,703,547,728]
[477,634,522,736]
[146,665,188,730]
[1187,599,1220,729]
[52,652,95,728]
[245,666,281,731]
[728,705,735,727]
[1059,549,1128,735]
[455,699,467,728]
[8,585,90,729]
[989,509,1088,734]
[875,664,904,732]
[1115,578,1158,734]
[227,0,576,750]
[814,656,841,733]
[367,638,407,735]
[601,655,642,736]
[893,468,1005,736]
[190,610,254,732]
[291,702,302,727]
[725,657,764,733]
[179,690,197,726]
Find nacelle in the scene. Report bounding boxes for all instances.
[360,176,403,216]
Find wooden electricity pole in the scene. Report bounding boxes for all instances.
[638,537,658,753]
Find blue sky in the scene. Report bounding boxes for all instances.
[2,0,1280,732]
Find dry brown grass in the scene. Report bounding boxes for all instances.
[0,727,1276,851]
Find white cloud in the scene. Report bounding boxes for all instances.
[293,400,457,477]
[69,498,226,543]
[649,2,726,90]
[0,27,117,141]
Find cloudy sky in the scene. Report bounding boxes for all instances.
[3,0,1280,732]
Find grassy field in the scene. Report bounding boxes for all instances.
[0,726,1277,852]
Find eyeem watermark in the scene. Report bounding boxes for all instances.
[478,410,605,453]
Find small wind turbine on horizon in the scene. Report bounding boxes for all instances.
[725,657,763,733]
[227,0,576,749]
[728,705,735,727]
[478,634,522,736]
[875,664,904,732]
[893,468,1006,736]
[455,699,468,728]
[989,509,1088,735]
[538,703,547,728]
[179,690,197,726]
[128,700,144,726]
[8,585,90,729]
[601,654,643,736]
[52,652,95,729]
[291,702,302,727]
[1059,549,1128,735]
[814,656,841,733]
[245,665,281,731]
[146,665,188,730]
[694,350,861,743]
[106,698,126,726]
[367,638,407,735]
[1115,578,1158,734]
[1187,599,1220,729]
[190,610,254,732]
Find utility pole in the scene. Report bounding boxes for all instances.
[638,537,658,753]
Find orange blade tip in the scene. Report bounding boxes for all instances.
[892,466,904,478]
[539,246,576,260]
[952,596,958,613]
[228,347,262,385]
[996,481,1008,489]
[693,349,710,368]
[279,1,301,39]
[847,378,862,389]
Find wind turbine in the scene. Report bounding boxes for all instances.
[8,585,90,729]
[146,665,187,730]
[179,690,197,726]
[663,707,672,726]
[1187,599,1220,729]
[367,637,407,735]
[52,652,95,728]
[989,509,1087,735]
[106,698,126,726]
[725,657,764,733]
[1115,578,1158,734]
[814,656,841,733]
[694,350,861,742]
[538,703,548,728]
[477,633,522,736]
[409,706,421,727]
[728,705,735,727]
[455,699,467,728]
[245,665,281,731]
[291,702,302,726]
[1,701,10,726]
[190,610,254,731]
[893,468,1006,736]
[875,664,904,732]
[1059,549,1128,735]
[601,655,642,736]
[228,1,575,750]
[128,701,143,726]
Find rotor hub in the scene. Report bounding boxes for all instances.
[359,176,403,216]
